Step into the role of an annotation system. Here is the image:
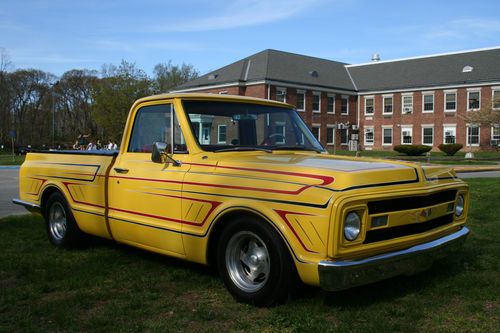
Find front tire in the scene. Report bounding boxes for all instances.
[45,192,85,248]
[217,216,296,306]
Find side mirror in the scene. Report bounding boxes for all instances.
[151,142,182,166]
[151,142,167,163]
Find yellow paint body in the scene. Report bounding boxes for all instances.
[19,93,469,287]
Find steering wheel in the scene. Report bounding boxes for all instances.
[260,133,285,146]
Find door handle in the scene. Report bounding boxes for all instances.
[114,167,129,174]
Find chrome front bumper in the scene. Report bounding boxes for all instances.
[318,227,469,291]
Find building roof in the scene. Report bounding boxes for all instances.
[175,49,357,92]
[347,47,500,92]
[175,47,500,94]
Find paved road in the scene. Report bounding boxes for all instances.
[0,168,27,218]
[457,171,500,178]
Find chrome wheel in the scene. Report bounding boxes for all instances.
[49,201,67,241]
[225,231,270,293]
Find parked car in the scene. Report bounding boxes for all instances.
[14,93,469,306]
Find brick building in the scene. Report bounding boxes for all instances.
[172,48,500,151]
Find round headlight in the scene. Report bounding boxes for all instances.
[455,194,464,217]
[344,212,361,241]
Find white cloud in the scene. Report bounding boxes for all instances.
[92,40,203,52]
[421,18,500,40]
[149,0,322,32]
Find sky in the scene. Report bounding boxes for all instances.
[1,0,500,77]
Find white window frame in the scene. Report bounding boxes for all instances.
[326,125,335,145]
[274,121,286,144]
[276,87,287,103]
[421,125,434,146]
[401,126,413,145]
[312,92,321,113]
[312,123,321,141]
[467,89,481,111]
[402,93,413,114]
[443,124,457,144]
[364,127,374,146]
[382,126,393,146]
[382,94,393,115]
[217,124,227,144]
[327,94,335,114]
[296,90,305,112]
[444,90,457,112]
[422,92,434,113]
[466,124,480,146]
[364,96,374,115]
[491,126,500,146]
[341,95,349,115]
[492,87,500,110]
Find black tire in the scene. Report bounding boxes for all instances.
[216,216,296,306]
[44,192,85,248]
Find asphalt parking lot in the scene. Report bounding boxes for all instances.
[0,168,26,218]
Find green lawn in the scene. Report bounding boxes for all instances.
[0,153,24,165]
[0,179,498,332]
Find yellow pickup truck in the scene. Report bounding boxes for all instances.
[14,93,469,306]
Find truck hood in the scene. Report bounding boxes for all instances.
[211,152,429,192]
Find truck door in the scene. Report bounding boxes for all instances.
[108,102,190,256]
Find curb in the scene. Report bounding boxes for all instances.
[0,166,20,170]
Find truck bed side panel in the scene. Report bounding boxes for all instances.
[20,152,117,239]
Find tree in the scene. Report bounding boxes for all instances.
[0,48,13,146]
[55,69,98,144]
[153,61,199,93]
[9,69,56,146]
[92,60,153,141]
[459,96,500,125]
[459,95,500,153]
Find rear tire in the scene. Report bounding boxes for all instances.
[45,192,85,248]
[216,216,296,306]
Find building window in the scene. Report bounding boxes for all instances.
[468,90,480,110]
[382,127,393,145]
[274,123,286,144]
[312,92,321,113]
[276,87,286,103]
[422,93,434,113]
[340,128,348,145]
[364,96,374,115]
[327,95,335,114]
[401,126,413,144]
[444,91,456,112]
[422,127,434,145]
[466,125,480,146]
[296,90,305,111]
[364,127,374,145]
[383,96,393,114]
[402,94,413,114]
[341,96,349,115]
[312,124,321,141]
[217,125,227,144]
[326,126,335,145]
[443,126,456,144]
[492,89,500,110]
[491,126,500,146]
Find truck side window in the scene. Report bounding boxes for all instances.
[128,104,186,153]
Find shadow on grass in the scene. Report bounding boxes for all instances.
[290,250,474,308]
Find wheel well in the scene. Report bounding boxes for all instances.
[40,186,62,216]
[206,209,285,267]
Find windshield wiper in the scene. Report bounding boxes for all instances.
[214,147,272,153]
[270,145,323,153]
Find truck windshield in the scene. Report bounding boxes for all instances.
[182,100,325,153]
